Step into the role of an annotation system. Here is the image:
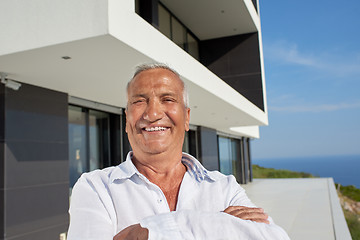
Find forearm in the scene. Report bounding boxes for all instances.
[140,210,290,240]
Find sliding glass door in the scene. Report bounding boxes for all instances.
[68,106,113,188]
[218,136,241,181]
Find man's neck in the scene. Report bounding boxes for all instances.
[131,150,185,179]
[131,150,187,211]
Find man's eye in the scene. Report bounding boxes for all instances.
[163,98,175,102]
[132,99,145,104]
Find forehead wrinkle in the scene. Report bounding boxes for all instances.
[130,93,147,99]
[130,90,179,100]
[160,92,177,97]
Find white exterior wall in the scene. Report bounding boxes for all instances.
[0,0,108,56]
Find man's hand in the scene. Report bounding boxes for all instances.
[113,223,149,240]
[223,206,270,224]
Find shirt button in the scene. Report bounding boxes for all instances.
[157,199,163,203]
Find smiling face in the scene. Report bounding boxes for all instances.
[125,68,190,158]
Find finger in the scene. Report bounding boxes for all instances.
[234,214,269,224]
[224,206,264,214]
[239,212,268,221]
[249,218,270,224]
[225,207,265,216]
[230,210,268,219]
[225,208,270,223]
[232,209,265,217]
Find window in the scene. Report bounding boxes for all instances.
[171,17,186,49]
[158,4,171,38]
[219,137,232,175]
[68,106,87,188]
[88,110,110,171]
[187,33,199,60]
[68,105,120,189]
[218,136,240,179]
[135,0,140,14]
[157,2,200,59]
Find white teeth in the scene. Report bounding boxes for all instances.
[145,127,167,132]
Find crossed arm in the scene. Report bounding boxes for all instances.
[114,206,270,240]
[68,173,289,240]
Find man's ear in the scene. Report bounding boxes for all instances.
[185,108,190,131]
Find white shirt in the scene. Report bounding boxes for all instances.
[67,152,290,240]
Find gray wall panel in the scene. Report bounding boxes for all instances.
[4,143,68,188]
[5,141,68,162]
[222,74,264,109]
[5,84,67,143]
[5,184,68,238]
[6,109,67,142]
[1,82,69,239]
[200,33,264,111]
[6,224,68,240]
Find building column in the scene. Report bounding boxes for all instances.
[247,138,253,182]
[243,137,249,184]
[239,138,245,184]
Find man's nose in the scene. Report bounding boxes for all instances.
[142,100,164,122]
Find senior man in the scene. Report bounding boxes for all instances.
[67,63,290,240]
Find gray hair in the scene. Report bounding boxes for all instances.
[126,62,189,108]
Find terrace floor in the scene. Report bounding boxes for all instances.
[241,178,352,240]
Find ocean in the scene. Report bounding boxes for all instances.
[253,155,360,189]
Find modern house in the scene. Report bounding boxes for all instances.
[0,0,267,239]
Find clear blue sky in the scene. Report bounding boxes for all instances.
[252,1,360,159]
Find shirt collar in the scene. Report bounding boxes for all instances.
[109,152,138,183]
[110,151,217,183]
[181,152,217,182]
